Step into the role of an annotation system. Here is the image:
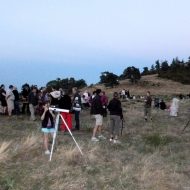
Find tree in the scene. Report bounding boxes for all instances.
[46,80,60,89]
[99,71,119,87]
[141,67,149,75]
[75,79,87,89]
[157,56,190,84]
[122,66,141,83]
[160,61,169,72]
[46,77,87,92]
[150,64,156,74]
[155,60,160,73]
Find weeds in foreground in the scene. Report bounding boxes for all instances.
[0,100,190,190]
[144,133,173,147]
[0,141,12,163]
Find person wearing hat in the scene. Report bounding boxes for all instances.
[90,89,106,142]
[6,85,15,116]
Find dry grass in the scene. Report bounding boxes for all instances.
[0,141,12,163]
[19,133,40,151]
[1,77,190,190]
[90,74,190,96]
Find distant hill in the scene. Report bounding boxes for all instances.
[87,74,190,96]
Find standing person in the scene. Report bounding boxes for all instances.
[41,101,55,155]
[81,90,90,109]
[6,85,15,116]
[159,99,167,110]
[12,86,20,115]
[50,87,60,107]
[169,97,179,117]
[0,84,7,114]
[90,89,106,142]
[21,85,30,114]
[89,90,96,106]
[101,91,108,117]
[121,89,126,100]
[144,91,152,121]
[28,86,38,121]
[107,92,123,143]
[58,90,72,131]
[72,87,82,130]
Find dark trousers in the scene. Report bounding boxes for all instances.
[14,101,20,115]
[74,111,80,130]
[22,103,29,114]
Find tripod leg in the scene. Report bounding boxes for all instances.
[182,119,190,132]
[49,113,60,161]
[60,114,83,156]
[121,120,123,136]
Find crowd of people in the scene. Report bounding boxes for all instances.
[0,84,123,154]
[0,83,189,155]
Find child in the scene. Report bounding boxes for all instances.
[41,101,55,155]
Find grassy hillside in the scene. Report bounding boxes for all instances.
[1,76,190,190]
[90,74,190,97]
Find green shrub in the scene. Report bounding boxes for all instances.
[144,133,172,147]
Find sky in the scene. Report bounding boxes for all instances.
[0,0,190,90]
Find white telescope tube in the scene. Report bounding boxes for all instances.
[49,107,70,113]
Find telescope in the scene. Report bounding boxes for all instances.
[49,107,70,113]
[48,106,83,161]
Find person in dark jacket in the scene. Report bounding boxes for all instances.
[72,87,82,130]
[107,92,123,144]
[0,84,7,114]
[101,91,108,117]
[13,86,20,115]
[41,101,55,155]
[28,86,38,121]
[159,99,167,110]
[58,90,72,131]
[21,85,30,114]
[144,91,152,121]
[90,89,106,142]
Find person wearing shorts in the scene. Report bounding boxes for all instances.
[90,89,106,142]
[41,101,55,155]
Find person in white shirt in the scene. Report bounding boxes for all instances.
[169,97,179,117]
[6,85,15,116]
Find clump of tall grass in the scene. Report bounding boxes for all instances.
[14,133,40,160]
[63,146,83,165]
[144,133,172,148]
[120,152,171,190]
[0,141,12,163]
[20,133,40,151]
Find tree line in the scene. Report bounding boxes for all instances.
[44,56,190,89]
[142,56,190,84]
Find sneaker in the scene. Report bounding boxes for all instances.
[98,135,106,140]
[45,150,50,155]
[91,137,99,142]
[109,138,113,142]
[113,139,121,144]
